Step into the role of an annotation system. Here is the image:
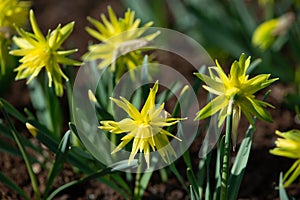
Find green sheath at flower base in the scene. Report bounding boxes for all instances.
[252,12,295,50]
[270,130,300,187]
[9,10,81,96]
[195,53,278,147]
[99,81,185,168]
[83,6,159,79]
[0,0,31,74]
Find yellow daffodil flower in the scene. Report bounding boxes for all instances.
[252,12,295,50]
[270,130,300,187]
[99,81,185,168]
[10,10,81,96]
[195,53,278,146]
[83,6,159,79]
[0,0,31,74]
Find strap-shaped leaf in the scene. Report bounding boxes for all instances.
[46,160,137,200]
[0,172,30,200]
[0,98,27,123]
[279,173,293,200]
[44,130,72,197]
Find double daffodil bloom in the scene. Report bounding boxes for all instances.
[270,130,300,187]
[252,12,295,50]
[10,10,81,96]
[0,0,31,74]
[83,6,159,79]
[99,81,185,168]
[195,53,278,146]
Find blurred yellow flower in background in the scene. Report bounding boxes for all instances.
[10,10,81,96]
[270,130,300,187]
[252,12,295,50]
[83,6,159,79]
[0,0,31,74]
[195,53,278,146]
[99,81,185,168]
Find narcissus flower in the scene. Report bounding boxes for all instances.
[270,130,300,187]
[252,12,295,50]
[10,10,81,96]
[83,6,159,79]
[195,53,278,146]
[0,0,31,74]
[99,81,185,168]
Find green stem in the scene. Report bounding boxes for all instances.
[133,154,143,200]
[66,79,74,123]
[220,98,234,200]
[134,171,141,199]
[0,102,41,199]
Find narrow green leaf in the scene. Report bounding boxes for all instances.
[47,160,137,200]
[27,119,58,152]
[190,185,200,200]
[44,130,72,198]
[214,135,225,200]
[0,139,20,157]
[69,122,79,138]
[141,55,150,82]
[0,171,30,200]
[0,98,27,123]
[169,163,187,191]
[230,0,256,34]
[187,168,199,192]
[24,108,36,120]
[111,175,132,196]
[159,168,168,182]
[279,173,290,200]
[247,58,262,74]
[227,123,255,200]
[227,90,272,199]
[0,122,43,163]
[197,158,206,199]
[28,78,62,140]
[0,106,40,199]
[205,175,211,200]
[157,81,181,105]
[138,171,153,198]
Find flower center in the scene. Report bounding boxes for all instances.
[225,87,240,99]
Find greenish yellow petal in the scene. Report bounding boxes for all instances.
[84,6,159,79]
[194,72,224,94]
[283,160,300,187]
[196,53,277,152]
[270,129,300,187]
[99,81,185,167]
[252,13,294,50]
[276,130,300,143]
[111,137,132,154]
[195,95,226,120]
[10,9,79,96]
[215,60,229,83]
[141,81,158,116]
[29,10,45,42]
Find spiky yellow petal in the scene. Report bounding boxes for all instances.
[100,81,185,168]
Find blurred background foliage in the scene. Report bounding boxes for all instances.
[123,0,300,109]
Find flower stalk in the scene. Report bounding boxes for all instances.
[220,97,234,200]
